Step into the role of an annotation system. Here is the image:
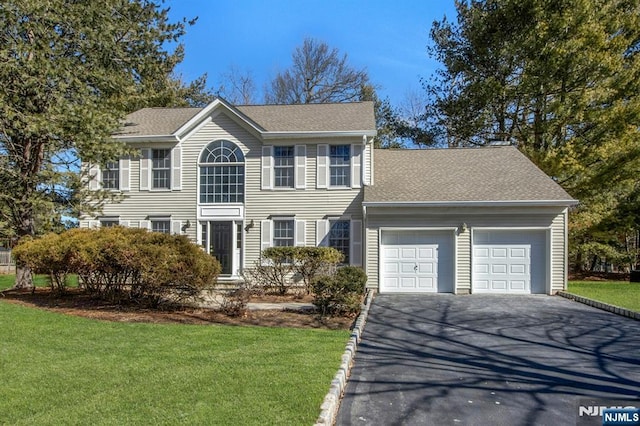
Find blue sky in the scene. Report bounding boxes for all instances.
[165,0,458,105]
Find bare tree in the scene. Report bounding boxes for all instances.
[216,65,257,105]
[266,38,370,104]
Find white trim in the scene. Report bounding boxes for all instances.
[363,200,578,208]
[179,116,212,142]
[295,145,306,189]
[261,146,274,190]
[351,144,362,189]
[317,144,329,189]
[295,220,306,246]
[139,149,151,191]
[88,164,101,191]
[175,99,265,139]
[350,219,362,266]
[119,157,130,191]
[261,130,377,139]
[113,135,179,143]
[171,145,182,190]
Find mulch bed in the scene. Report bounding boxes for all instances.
[0,287,353,330]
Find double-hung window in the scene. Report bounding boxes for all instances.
[273,219,295,246]
[274,147,295,188]
[100,218,119,228]
[329,220,350,264]
[152,149,171,189]
[151,220,171,234]
[102,161,119,190]
[329,145,351,187]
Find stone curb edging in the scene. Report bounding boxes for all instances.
[314,289,376,426]
[557,291,640,320]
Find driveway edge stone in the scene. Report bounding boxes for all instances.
[314,289,376,426]
[557,291,640,320]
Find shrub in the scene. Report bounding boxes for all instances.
[13,227,221,307]
[219,285,251,317]
[243,246,344,295]
[13,233,74,294]
[292,247,343,293]
[244,247,297,295]
[312,266,367,316]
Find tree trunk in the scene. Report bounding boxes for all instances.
[14,265,34,290]
[11,212,36,290]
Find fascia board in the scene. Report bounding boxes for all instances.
[112,135,179,143]
[362,200,579,208]
[261,130,377,140]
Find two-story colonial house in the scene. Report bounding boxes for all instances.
[82,98,577,295]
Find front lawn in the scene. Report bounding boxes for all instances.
[0,300,349,425]
[0,274,51,290]
[567,281,640,313]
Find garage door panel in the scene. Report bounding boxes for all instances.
[492,280,507,290]
[511,248,527,258]
[383,247,400,259]
[491,248,507,258]
[380,230,454,293]
[492,264,507,274]
[401,262,418,273]
[401,277,417,288]
[401,247,417,259]
[473,230,546,294]
[510,264,526,274]
[474,247,489,258]
[511,280,526,290]
[384,262,399,274]
[418,277,436,289]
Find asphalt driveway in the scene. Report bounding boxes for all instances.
[336,294,640,426]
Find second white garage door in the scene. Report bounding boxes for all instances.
[472,230,547,294]
[380,230,454,293]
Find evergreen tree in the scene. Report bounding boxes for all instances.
[427,0,640,270]
[0,0,210,288]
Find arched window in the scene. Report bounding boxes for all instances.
[199,140,245,203]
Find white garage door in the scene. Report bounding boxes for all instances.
[380,230,454,293]
[473,230,546,294]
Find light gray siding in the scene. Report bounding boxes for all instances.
[551,209,568,292]
[83,110,366,271]
[456,228,471,294]
[365,227,379,289]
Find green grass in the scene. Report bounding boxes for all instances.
[568,281,640,313]
[0,288,349,425]
[0,274,78,290]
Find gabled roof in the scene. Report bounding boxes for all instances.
[364,146,576,205]
[117,108,201,137]
[114,99,376,140]
[236,103,376,132]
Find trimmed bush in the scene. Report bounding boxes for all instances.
[312,266,367,316]
[292,247,343,293]
[13,227,221,306]
[243,246,344,295]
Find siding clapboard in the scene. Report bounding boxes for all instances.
[85,111,365,270]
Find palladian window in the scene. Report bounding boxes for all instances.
[199,140,245,203]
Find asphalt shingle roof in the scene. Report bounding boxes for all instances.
[365,147,575,203]
[115,101,375,137]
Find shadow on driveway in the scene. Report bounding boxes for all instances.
[336,294,640,426]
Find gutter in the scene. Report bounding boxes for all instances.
[362,200,579,208]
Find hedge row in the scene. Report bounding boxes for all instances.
[13,227,221,306]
